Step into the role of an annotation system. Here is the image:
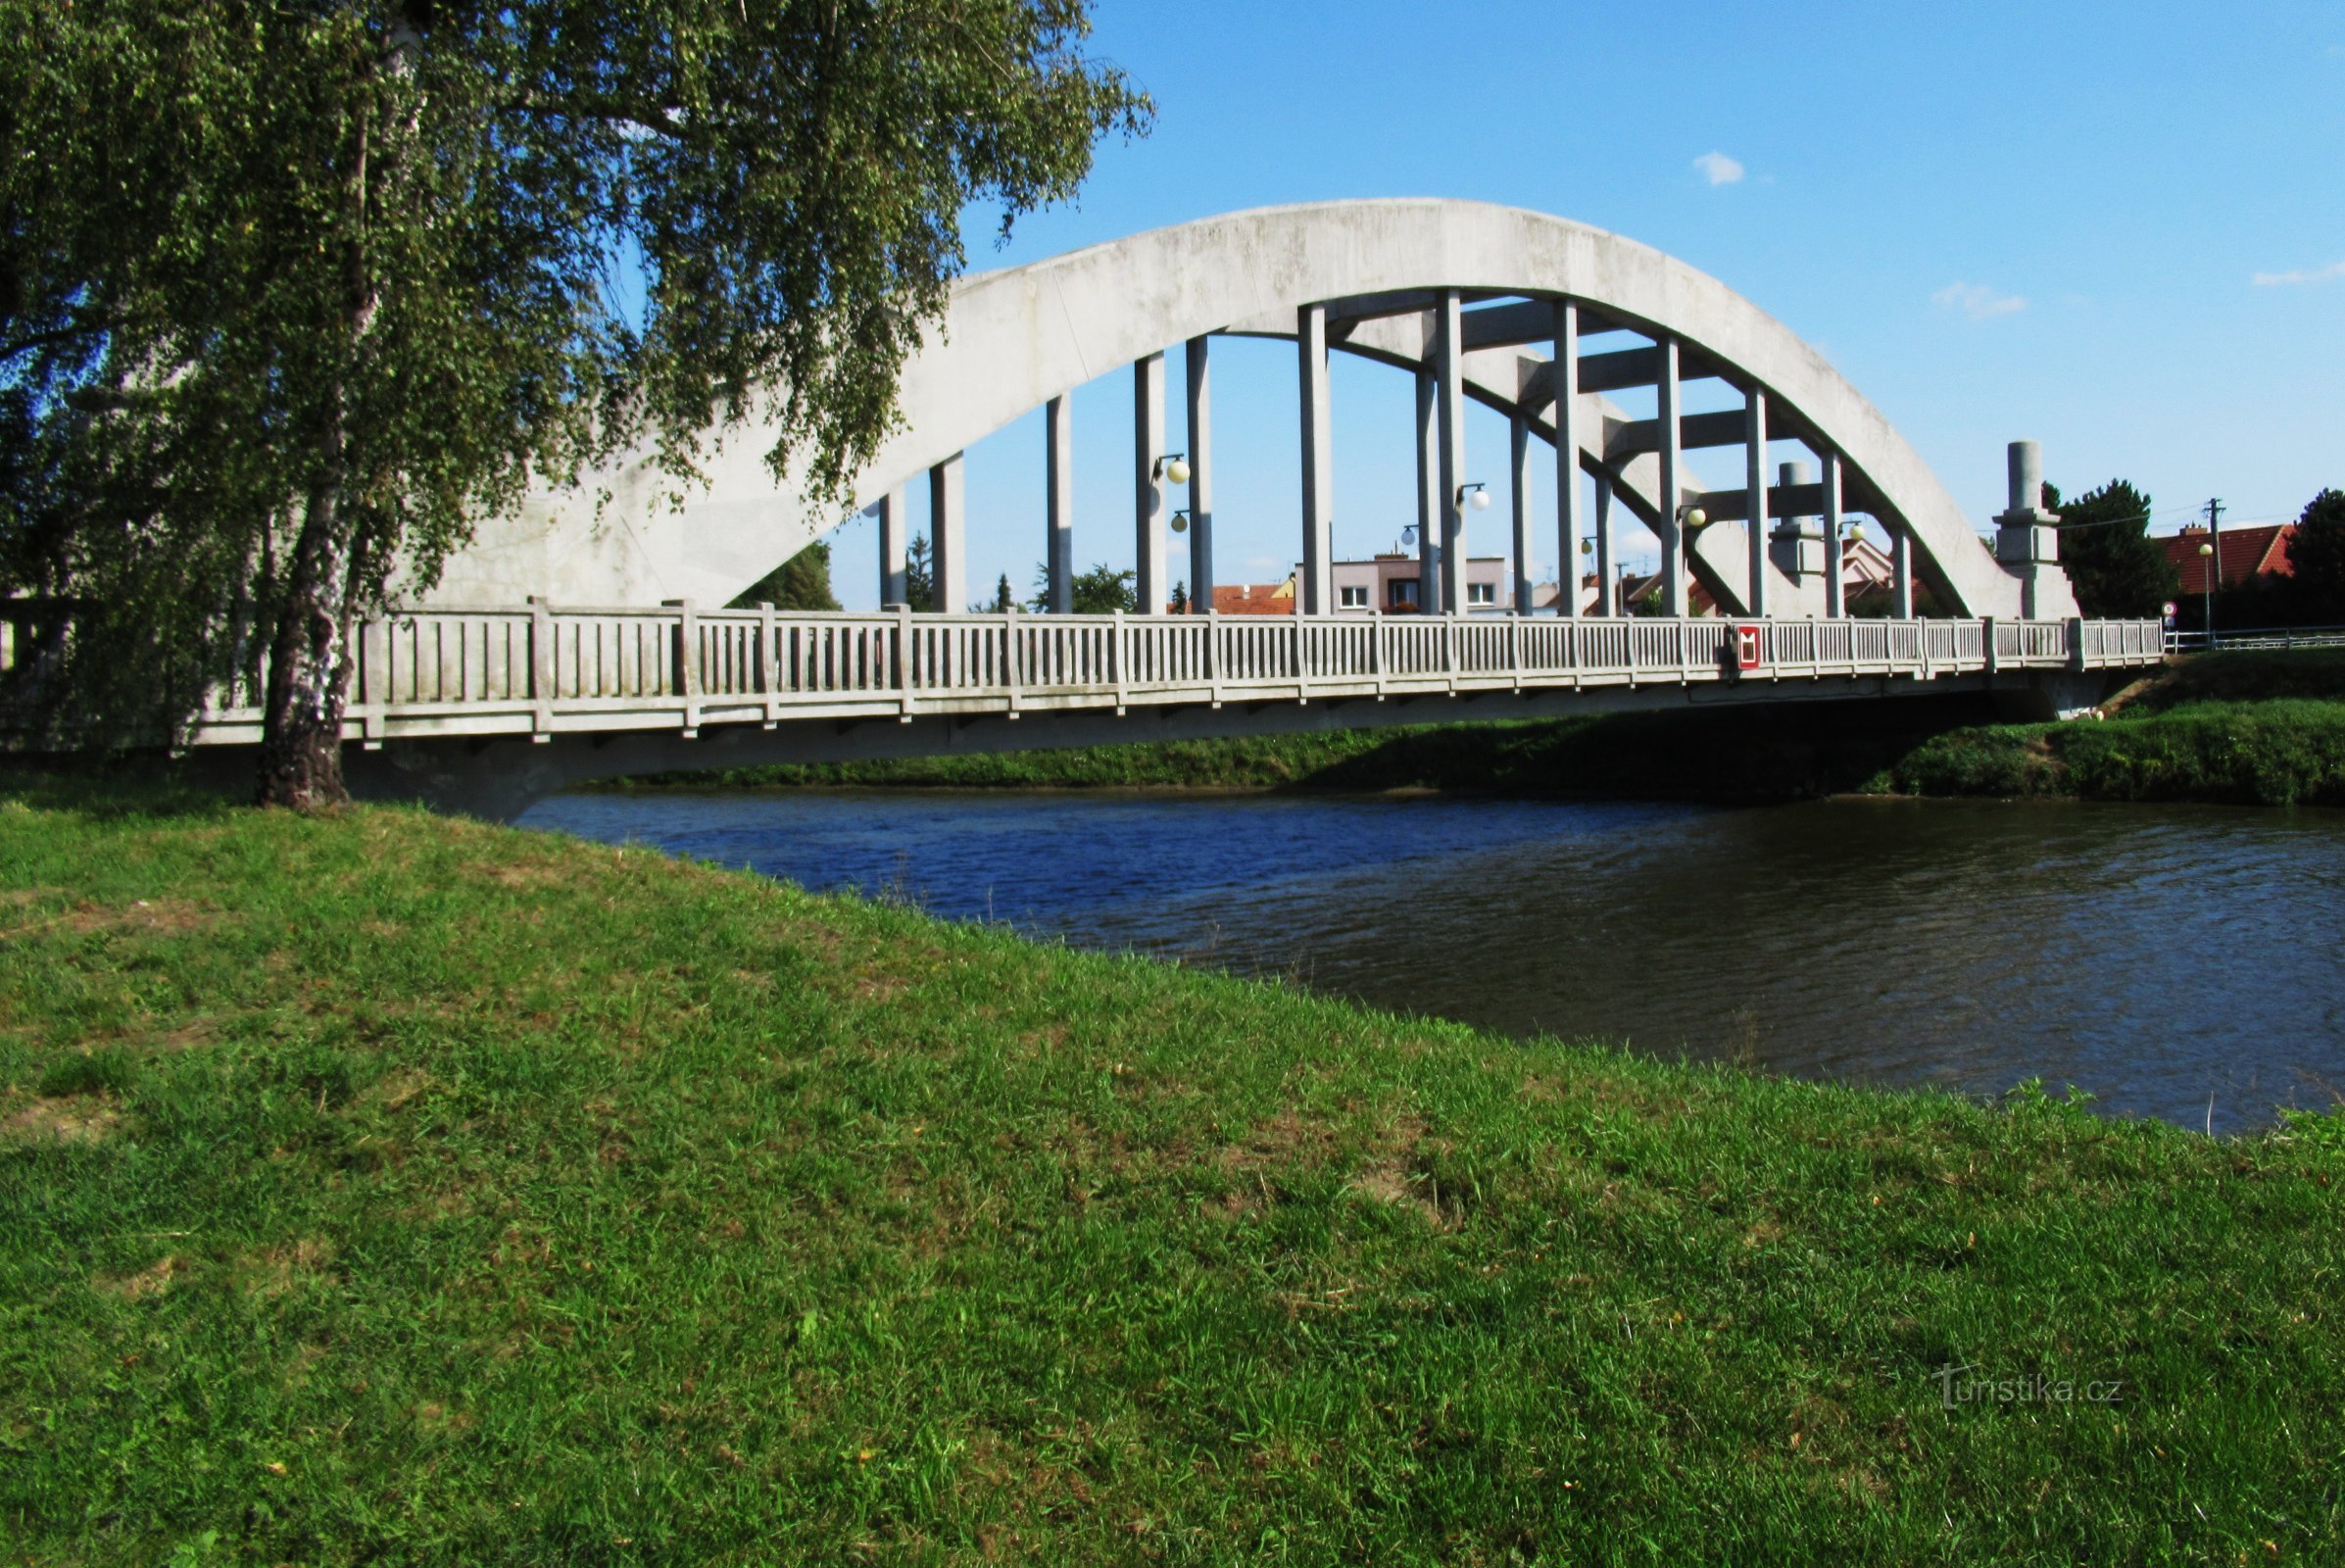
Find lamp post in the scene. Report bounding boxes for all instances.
[2197,540,2216,649]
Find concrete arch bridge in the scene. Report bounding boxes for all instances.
[86,201,2165,814]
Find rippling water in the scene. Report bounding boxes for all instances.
[520,790,2345,1133]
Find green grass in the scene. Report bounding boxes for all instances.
[1887,652,2345,806]
[3,784,2343,1564]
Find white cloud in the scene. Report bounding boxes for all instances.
[2252,258,2345,286]
[1692,151,1744,187]
[1931,281,2027,320]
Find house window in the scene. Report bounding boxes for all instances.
[1388,578,1420,608]
[1467,581,1496,606]
[1339,585,1369,608]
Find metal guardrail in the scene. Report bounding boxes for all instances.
[4,607,2153,748]
[2165,625,2345,654]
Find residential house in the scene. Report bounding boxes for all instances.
[2163,523,2296,595]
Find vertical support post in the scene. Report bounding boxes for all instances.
[527,595,554,739]
[879,488,908,607]
[1435,288,1468,616]
[1743,386,1770,618]
[1134,352,1166,614]
[1297,305,1334,615]
[1046,396,1073,614]
[757,599,779,723]
[929,456,966,613]
[1552,300,1582,619]
[1593,470,1618,615]
[1891,523,1914,618]
[662,597,699,735]
[1509,414,1534,614]
[1821,451,1845,617]
[1185,336,1215,613]
[1656,334,1685,617]
[1415,368,1441,612]
[359,614,389,745]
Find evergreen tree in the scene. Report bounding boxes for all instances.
[904,535,936,613]
[2045,480,2178,617]
[729,542,839,612]
[1169,580,1190,613]
[2287,489,2345,622]
[990,573,1015,612]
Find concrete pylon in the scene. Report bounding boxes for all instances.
[1993,439,2075,619]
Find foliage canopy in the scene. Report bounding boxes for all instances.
[0,0,1148,802]
[2045,479,2178,618]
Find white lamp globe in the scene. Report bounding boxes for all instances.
[1684,506,1707,529]
[1163,456,1192,486]
[1468,487,1491,512]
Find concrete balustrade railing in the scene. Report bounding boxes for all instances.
[13,607,2146,749]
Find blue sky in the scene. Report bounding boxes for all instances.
[826,0,2345,608]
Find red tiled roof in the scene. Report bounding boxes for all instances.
[1210,584,1294,615]
[2164,525,2294,595]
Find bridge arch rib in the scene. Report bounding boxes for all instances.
[438,199,2067,620]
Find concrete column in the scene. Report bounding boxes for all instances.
[2010,440,2044,514]
[1415,369,1441,612]
[1992,438,2067,619]
[1743,386,1770,618]
[1185,336,1214,612]
[1436,288,1468,616]
[1551,300,1582,619]
[879,488,908,607]
[928,455,965,612]
[1820,451,1845,617]
[1134,352,1167,614]
[1593,468,1617,615]
[1046,395,1073,614]
[1509,414,1534,614]
[1656,334,1685,617]
[1297,305,1335,615]
[1891,522,1915,617]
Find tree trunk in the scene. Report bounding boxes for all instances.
[256,468,355,809]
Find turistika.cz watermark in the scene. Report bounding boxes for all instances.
[1934,1364,2125,1409]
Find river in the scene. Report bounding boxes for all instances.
[519,790,2345,1134]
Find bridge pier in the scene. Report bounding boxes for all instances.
[1415,369,1441,612]
[1298,305,1335,614]
[1046,395,1073,613]
[878,488,910,608]
[1655,335,1686,615]
[1435,289,1468,616]
[929,456,966,612]
[1185,336,1214,611]
[1134,352,1168,612]
[1551,300,1583,619]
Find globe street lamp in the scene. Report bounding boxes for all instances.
[2197,539,2216,648]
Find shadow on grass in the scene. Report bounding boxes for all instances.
[0,756,247,822]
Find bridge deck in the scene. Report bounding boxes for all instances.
[140,609,2163,747]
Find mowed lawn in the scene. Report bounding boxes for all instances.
[1,783,2340,1565]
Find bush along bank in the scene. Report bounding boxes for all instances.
[2,783,2343,1563]
[1883,650,2345,806]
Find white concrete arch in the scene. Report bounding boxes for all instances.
[432,199,2069,618]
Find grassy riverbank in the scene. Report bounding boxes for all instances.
[601,649,2345,808]
[4,784,2343,1563]
[1887,650,2345,806]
